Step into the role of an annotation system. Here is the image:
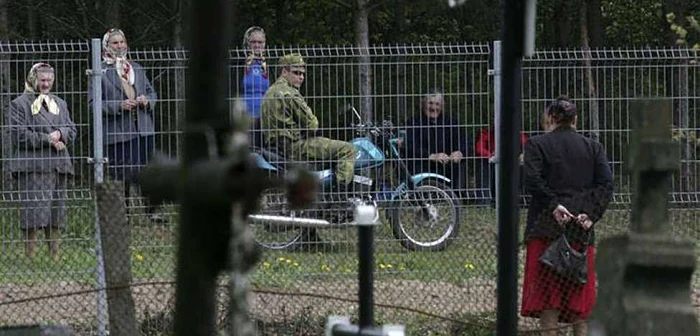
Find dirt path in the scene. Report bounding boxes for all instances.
[1,278,699,333]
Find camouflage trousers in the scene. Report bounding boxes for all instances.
[290,137,356,185]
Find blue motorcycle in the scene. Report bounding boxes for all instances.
[247,107,460,251]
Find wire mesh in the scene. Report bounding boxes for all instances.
[0,41,696,336]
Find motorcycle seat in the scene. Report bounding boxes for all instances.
[253,147,335,172]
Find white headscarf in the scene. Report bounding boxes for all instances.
[24,62,59,115]
[102,28,135,85]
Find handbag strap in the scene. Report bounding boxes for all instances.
[561,227,592,248]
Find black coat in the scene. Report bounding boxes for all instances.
[403,114,468,160]
[523,126,613,245]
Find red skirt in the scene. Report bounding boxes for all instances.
[520,238,596,323]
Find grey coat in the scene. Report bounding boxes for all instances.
[89,60,158,145]
[5,92,76,174]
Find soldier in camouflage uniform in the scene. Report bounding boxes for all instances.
[261,53,357,193]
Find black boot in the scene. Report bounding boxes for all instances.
[336,181,371,200]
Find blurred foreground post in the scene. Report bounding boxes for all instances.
[590,100,699,335]
[139,1,317,335]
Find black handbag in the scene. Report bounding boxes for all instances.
[539,231,590,285]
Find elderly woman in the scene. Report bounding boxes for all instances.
[241,26,269,146]
[520,96,613,336]
[7,62,76,261]
[90,28,162,222]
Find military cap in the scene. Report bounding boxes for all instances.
[279,53,306,67]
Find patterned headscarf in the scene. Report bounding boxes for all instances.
[243,26,267,78]
[102,28,135,85]
[24,62,59,115]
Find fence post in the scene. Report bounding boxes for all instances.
[96,182,138,336]
[493,40,501,212]
[89,37,109,336]
[327,206,405,336]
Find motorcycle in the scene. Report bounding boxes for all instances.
[247,107,460,251]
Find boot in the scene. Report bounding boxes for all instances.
[25,229,37,260]
[336,181,372,201]
[45,227,61,262]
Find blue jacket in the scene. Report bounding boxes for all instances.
[242,59,269,119]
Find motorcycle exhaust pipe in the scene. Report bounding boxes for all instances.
[247,205,379,228]
[247,214,332,228]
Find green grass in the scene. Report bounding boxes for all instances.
[2,204,698,286]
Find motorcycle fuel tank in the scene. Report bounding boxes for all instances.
[351,137,384,169]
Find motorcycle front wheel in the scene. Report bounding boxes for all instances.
[389,179,460,251]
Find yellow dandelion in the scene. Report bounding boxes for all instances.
[464,263,475,270]
[286,259,292,264]
[135,254,144,262]
[278,257,286,262]
[379,263,386,269]
[263,262,271,268]
[293,262,299,267]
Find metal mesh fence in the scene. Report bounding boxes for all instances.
[0,41,697,336]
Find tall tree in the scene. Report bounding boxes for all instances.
[102,0,120,28]
[662,0,700,192]
[554,0,575,46]
[580,0,600,141]
[586,0,604,46]
[355,0,372,121]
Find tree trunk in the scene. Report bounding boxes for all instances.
[355,0,372,122]
[662,0,692,192]
[554,0,574,46]
[580,1,600,141]
[102,0,120,28]
[394,0,407,119]
[27,3,37,38]
[586,0,604,46]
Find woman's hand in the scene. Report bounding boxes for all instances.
[49,130,61,142]
[52,141,66,151]
[121,99,137,111]
[552,204,574,225]
[136,95,149,107]
[576,213,593,230]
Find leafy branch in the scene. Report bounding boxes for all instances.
[666,12,700,50]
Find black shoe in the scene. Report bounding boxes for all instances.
[336,182,371,200]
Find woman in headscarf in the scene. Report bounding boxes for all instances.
[90,28,162,222]
[7,62,76,261]
[520,95,613,336]
[241,26,269,147]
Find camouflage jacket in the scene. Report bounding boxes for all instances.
[260,77,318,145]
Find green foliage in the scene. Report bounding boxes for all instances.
[602,0,667,46]
[1,0,695,48]
[666,12,700,49]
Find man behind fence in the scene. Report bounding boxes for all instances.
[260,53,360,245]
[260,53,359,195]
